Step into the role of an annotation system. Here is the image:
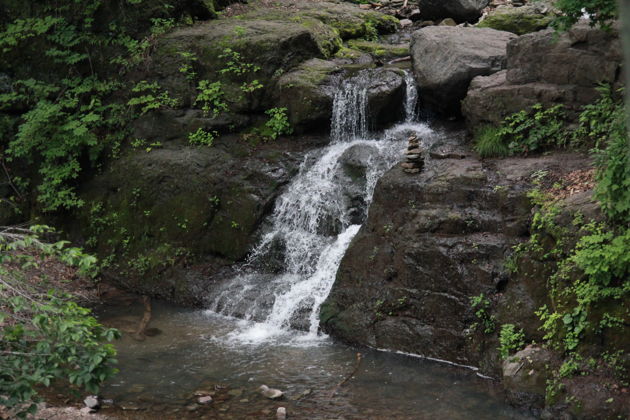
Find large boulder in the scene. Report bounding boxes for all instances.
[417,0,490,23]
[320,133,593,372]
[144,0,399,135]
[410,26,517,115]
[477,1,557,35]
[274,65,406,134]
[73,136,314,303]
[462,20,622,128]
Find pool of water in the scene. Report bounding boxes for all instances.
[97,301,533,419]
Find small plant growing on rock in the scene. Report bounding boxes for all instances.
[128,80,179,114]
[263,107,292,140]
[195,80,228,117]
[470,293,496,334]
[498,323,525,359]
[188,128,217,146]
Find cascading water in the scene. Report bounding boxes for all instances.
[206,69,430,343]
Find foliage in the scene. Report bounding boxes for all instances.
[498,323,525,359]
[553,0,618,31]
[195,80,228,117]
[502,104,568,155]
[473,104,568,157]
[473,125,510,158]
[470,293,496,334]
[188,128,217,146]
[0,0,195,212]
[0,226,119,417]
[263,107,292,140]
[128,81,179,114]
[592,113,630,224]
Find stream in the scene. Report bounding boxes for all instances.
[98,70,534,419]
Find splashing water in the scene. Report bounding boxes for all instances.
[206,70,432,344]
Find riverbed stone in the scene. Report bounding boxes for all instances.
[410,26,516,115]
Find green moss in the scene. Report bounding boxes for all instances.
[346,39,408,57]
[477,12,553,35]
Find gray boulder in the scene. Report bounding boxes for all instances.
[418,0,490,23]
[410,26,517,115]
[462,20,622,128]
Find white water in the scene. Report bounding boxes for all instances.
[207,70,433,345]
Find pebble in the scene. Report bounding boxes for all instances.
[83,395,100,409]
[186,403,199,412]
[80,407,95,415]
[399,19,413,27]
[277,407,287,420]
[404,168,421,174]
[440,18,457,26]
[198,396,213,404]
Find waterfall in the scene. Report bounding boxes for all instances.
[404,70,418,122]
[330,73,369,142]
[206,69,431,343]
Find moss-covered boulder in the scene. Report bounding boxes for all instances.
[346,40,409,59]
[477,2,557,35]
[273,59,341,134]
[144,0,398,130]
[74,136,314,303]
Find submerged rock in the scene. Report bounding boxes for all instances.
[259,385,284,399]
[410,26,516,115]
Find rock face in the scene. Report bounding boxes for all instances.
[410,26,517,115]
[144,1,399,135]
[417,0,490,23]
[75,136,315,303]
[320,134,593,370]
[462,20,622,127]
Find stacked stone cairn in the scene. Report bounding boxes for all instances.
[401,134,423,174]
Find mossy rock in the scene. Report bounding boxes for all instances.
[74,138,304,300]
[477,4,555,35]
[274,58,340,133]
[346,39,409,58]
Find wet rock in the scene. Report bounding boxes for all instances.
[227,389,243,398]
[274,59,340,134]
[75,137,306,304]
[321,142,593,372]
[277,407,287,420]
[366,68,406,128]
[417,0,490,23]
[259,385,284,399]
[503,345,556,409]
[186,403,199,411]
[410,26,516,115]
[198,396,213,404]
[462,20,622,128]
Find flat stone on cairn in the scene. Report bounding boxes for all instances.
[401,134,424,174]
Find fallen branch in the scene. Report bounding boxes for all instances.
[329,352,362,398]
[133,295,152,341]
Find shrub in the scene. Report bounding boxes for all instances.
[188,128,217,146]
[498,323,525,359]
[0,226,119,417]
[263,107,292,140]
[473,125,510,158]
